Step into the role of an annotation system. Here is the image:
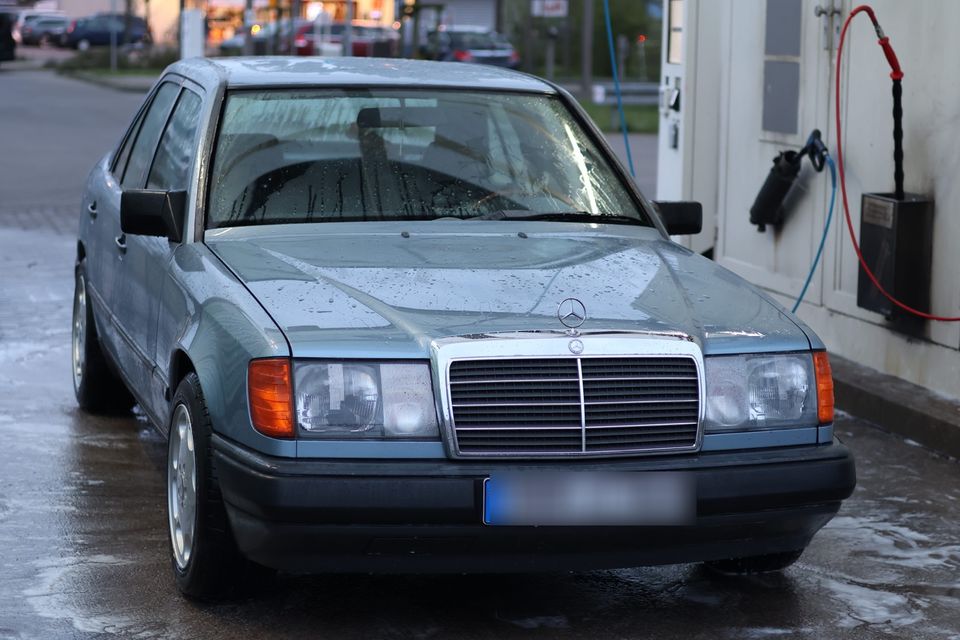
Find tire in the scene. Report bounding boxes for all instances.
[77,38,90,51]
[704,549,805,575]
[72,263,135,414]
[167,373,273,599]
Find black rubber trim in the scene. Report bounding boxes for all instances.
[227,503,840,573]
[212,435,856,525]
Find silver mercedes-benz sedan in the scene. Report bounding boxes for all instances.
[72,57,855,599]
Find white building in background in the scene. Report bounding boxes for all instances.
[433,0,497,28]
[52,0,179,42]
[657,0,959,401]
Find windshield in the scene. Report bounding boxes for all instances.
[207,89,649,228]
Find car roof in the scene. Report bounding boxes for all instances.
[19,10,65,19]
[437,25,495,33]
[167,57,555,94]
[91,12,147,21]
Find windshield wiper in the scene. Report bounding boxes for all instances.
[474,210,645,225]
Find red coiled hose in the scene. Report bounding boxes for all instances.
[835,5,960,321]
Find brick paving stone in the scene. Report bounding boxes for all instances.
[0,204,79,235]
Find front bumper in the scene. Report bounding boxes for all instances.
[213,436,856,572]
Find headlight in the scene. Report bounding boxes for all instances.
[294,361,439,439]
[703,354,817,432]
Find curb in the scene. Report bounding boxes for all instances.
[832,354,960,459]
[2,61,46,71]
[58,70,156,93]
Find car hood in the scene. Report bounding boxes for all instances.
[206,222,812,359]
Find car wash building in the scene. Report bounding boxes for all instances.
[657,0,960,404]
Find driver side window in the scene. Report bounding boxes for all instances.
[147,89,202,192]
[120,82,178,190]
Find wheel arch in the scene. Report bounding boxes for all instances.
[168,348,196,401]
[161,242,293,456]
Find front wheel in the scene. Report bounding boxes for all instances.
[167,373,272,599]
[704,549,805,575]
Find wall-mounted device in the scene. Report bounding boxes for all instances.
[856,193,933,327]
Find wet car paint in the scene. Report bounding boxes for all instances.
[206,222,814,358]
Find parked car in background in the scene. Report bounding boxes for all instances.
[294,20,399,57]
[61,13,151,50]
[12,9,65,43]
[219,19,310,56]
[73,56,854,599]
[20,16,68,46]
[422,25,519,68]
[0,11,15,64]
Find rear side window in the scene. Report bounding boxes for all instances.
[121,82,178,190]
[113,107,146,178]
[147,89,202,192]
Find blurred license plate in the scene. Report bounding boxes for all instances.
[483,472,694,526]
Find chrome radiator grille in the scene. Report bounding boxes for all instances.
[448,357,700,457]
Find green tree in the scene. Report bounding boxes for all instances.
[501,0,661,82]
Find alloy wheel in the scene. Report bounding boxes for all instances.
[168,404,197,570]
[71,273,86,392]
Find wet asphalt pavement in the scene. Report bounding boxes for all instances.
[2,68,960,640]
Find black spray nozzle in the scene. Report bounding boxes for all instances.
[802,129,829,172]
[749,129,830,232]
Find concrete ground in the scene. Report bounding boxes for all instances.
[0,71,144,231]
[3,44,75,71]
[1,67,959,640]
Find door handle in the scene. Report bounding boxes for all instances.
[114,234,127,253]
[87,201,98,219]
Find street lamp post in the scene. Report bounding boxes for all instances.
[243,0,254,55]
[290,0,301,54]
[580,0,593,98]
[109,0,118,71]
[343,0,353,56]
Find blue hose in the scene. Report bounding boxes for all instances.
[602,0,635,176]
[791,154,836,314]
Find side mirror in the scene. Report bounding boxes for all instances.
[120,190,186,243]
[653,200,702,235]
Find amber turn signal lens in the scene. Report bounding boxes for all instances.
[812,351,834,425]
[248,358,294,438]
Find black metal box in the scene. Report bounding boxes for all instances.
[856,193,934,322]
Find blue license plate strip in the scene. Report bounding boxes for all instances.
[483,472,695,526]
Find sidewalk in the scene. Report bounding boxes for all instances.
[59,69,158,93]
[832,355,960,459]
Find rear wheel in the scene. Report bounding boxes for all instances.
[77,38,90,51]
[168,373,272,600]
[704,549,805,575]
[72,263,135,414]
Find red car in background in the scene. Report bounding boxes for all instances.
[294,20,399,57]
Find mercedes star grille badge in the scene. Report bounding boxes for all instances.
[557,298,586,332]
